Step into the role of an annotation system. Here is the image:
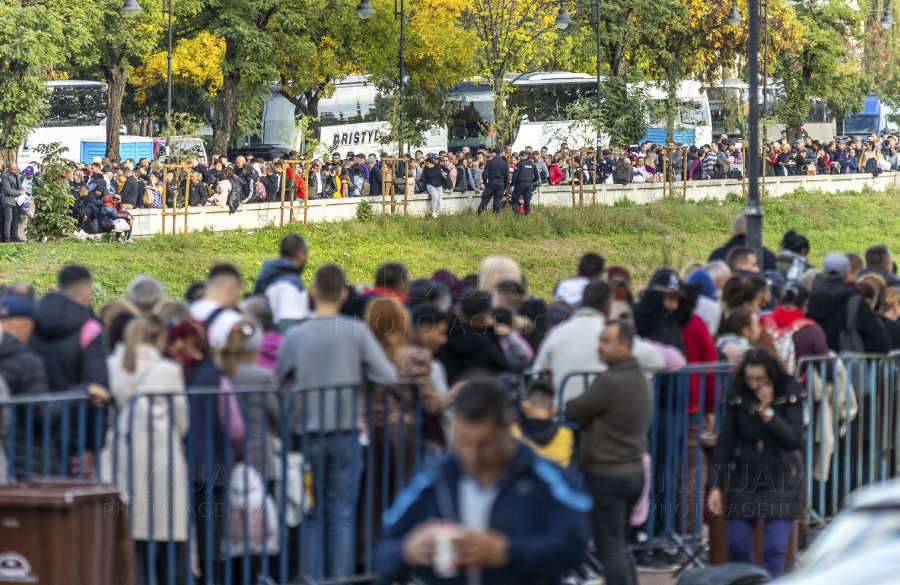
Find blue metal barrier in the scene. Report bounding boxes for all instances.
[798,354,896,525]
[111,384,423,585]
[0,391,112,483]
[555,364,734,568]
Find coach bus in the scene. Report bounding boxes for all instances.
[18,80,109,166]
[702,79,867,143]
[449,73,713,152]
[259,73,714,155]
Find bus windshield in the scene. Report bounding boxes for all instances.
[448,84,494,149]
[318,83,378,127]
[843,115,879,134]
[42,84,107,128]
[648,100,710,128]
[509,82,599,122]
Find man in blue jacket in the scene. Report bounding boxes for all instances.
[376,379,591,585]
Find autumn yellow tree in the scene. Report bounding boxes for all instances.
[459,0,564,145]
[272,0,475,151]
[128,31,224,135]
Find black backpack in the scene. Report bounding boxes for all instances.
[453,165,467,192]
[227,178,242,213]
[839,295,866,354]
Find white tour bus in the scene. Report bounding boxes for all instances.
[19,80,109,166]
[450,72,712,153]
[259,75,448,156]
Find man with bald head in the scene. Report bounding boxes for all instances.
[707,213,778,272]
[1,162,24,243]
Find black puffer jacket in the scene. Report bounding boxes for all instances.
[0,334,50,396]
[435,317,509,385]
[30,293,109,457]
[710,378,805,519]
[806,279,891,354]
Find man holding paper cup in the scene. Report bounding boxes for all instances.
[376,379,591,585]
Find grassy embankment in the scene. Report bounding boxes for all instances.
[0,186,896,303]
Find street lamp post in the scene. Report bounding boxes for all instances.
[356,0,404,161]
[726,0,763,267]
[121,0,173,122]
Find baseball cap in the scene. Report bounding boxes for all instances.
[649,269,686,297]
[823,253,850,280]
[0,297,34,320]
[23,166,34,175]
[92,157,102,165]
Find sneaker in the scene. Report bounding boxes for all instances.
[432,211,438,218]
[636,551,676,573]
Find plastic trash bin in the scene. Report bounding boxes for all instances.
[0,479,133,585]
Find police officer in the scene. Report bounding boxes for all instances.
[511,152,537,215]
[478,148,509,215]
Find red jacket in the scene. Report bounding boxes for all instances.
[681,314,718,414]
[549,164,564,185]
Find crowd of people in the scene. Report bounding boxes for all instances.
[3,190,900,583]
[0,125,891,243]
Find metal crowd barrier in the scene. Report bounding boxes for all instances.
[0,384,424,585]
[798,354,900,525]
[1,391,112,482]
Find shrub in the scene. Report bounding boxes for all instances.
[28,143,76,241]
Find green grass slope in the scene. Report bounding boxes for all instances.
[0,186,896,303]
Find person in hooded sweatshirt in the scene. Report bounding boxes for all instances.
[0,298,48,397]
[511,380,574,468]
[29,265,110,476]
[251,234,309,332]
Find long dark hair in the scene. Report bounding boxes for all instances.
[734,348,789,396]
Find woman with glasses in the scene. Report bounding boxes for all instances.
[707,349,804,577]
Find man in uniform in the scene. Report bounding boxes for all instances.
[478,148,509,215]
[511,152,537,216]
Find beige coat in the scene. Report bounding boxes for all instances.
[106,344,190,542]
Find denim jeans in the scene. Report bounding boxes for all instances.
[301,433,363,580]
[586,473,644,585]
[726,518,792,577]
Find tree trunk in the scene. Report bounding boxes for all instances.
[492,75,506,148]
[0,146,17,169]
[125,113,140,136]
[211,39,239,156]
[666,79,677,145]
[0,64,29,167]
[105,62,127,162]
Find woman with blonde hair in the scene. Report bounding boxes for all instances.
[106,315,189,585]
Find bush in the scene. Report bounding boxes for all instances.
[356,198,374,222]
[28,143,76,241]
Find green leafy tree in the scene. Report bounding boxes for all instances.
[827,68,873,136]
[0,2,94,165]
[189,0,309,156]
[70,0,163,162]
[460,0,561,145]
[29,143,76,240]
[771,0,864,141]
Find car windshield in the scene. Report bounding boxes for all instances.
[843,115,879,134]
[796,510,900,573]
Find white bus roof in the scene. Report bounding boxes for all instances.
[46,80,105,87]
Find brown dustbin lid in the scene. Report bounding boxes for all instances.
[0,479,120,508]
